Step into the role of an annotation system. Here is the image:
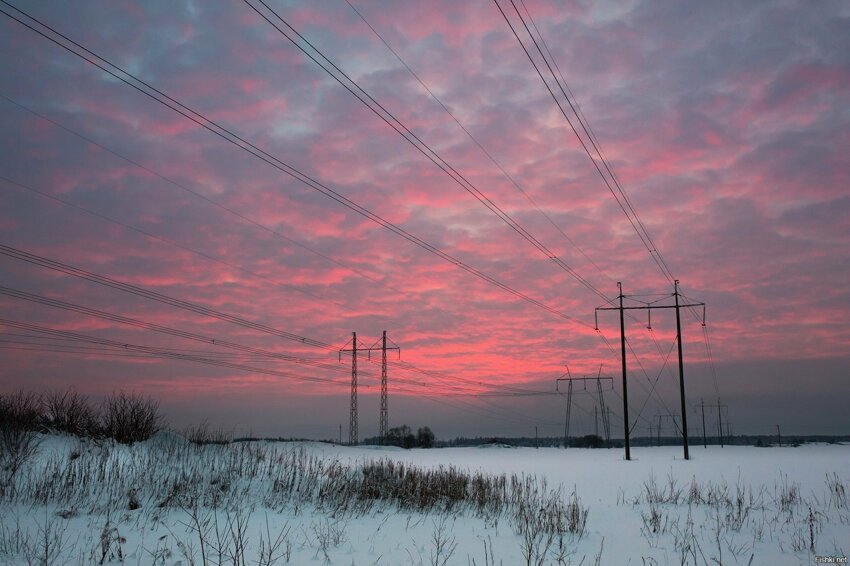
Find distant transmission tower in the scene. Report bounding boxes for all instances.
[556,365,614,447]
[370,331,400,443]
[339,332,361,445]
[339,331,400,446]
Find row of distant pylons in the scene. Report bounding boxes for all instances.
[339,331,400,445]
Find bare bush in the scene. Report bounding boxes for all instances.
[256,515,292,566]
[97,516,124,564]
[101,391,162,444]
[0,391,43,486]
[775,475,801,514]
[184,420,232,445]
[0,391,42,430]
[826,473,847,510]
[43,388,98,436]
[517,508,556,566]
[565,491,588,537]
[429,516,457,566]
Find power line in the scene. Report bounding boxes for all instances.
[244,0,612,304]
[342,0,614,287]
[0,243,540,399]
[0,284,347,372]
[0,174,340,308]
[499,0,727,421]
[346,2,691,384]
[500,0,676,285]
[1,1,716,436]
[0,318,348,386]
[0,1,586,326]
[0,243,335,349]
[0,91,404,298]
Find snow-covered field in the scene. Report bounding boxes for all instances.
[1,433,847,565]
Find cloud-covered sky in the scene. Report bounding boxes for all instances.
[1,0,848,439]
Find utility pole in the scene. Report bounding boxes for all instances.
[700,399,707,448]
[557,371,613,449]
[657,414,663,446]
[656,413,680,448]
[776,424,781,447]
[556,365,574,448]
[563,380,572,447]
[696,401,727,447]
[594,407,598,438]
[718,403,724,447]
[596,282,705,461]
[339,423,342,445]
[674,280,690,460]
[595,365,612,446]
[535,426,539,449]
[340,332,400,446]
[619,283,629,460]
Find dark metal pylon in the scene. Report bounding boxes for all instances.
[340,331,400,446]
[557,366,614,448]
[339,332,360,445]
[596,280,706,460]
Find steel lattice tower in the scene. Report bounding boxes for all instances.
[349,332,358,445]
[379,330,388,442]
[340,331,399,446]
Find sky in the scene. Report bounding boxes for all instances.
[1,0,848,440]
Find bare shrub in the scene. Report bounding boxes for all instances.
[0,391,43,486]
[429,516,457,566]
[97,516,124,564]
[101,391,162,444]
[826,473,847,510]
[27,511,71,566]
[640,501,670,540]
[256,515,292,566]
[565,491,588,537]
[43,388,98,436]
[0,391,43,430]
[184,420,232,445]
[775,475,800,514]
[517,508,556,566]
[639,472,683,505]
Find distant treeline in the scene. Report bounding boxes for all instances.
[438,434,849,449]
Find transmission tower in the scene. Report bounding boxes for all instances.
[339,331,400,446]
[339,332,362,445]
[369,331,400,443]
[596,280,705,460]
[655,413,681,446]
[556,366,613,448]
[695,400,728,447]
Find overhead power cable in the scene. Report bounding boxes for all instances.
[0,285,347,372]
[342,0,614,287]
[244,0,611,304]
[0,1,586,326]
[0,174,341,308]
[0,243,334,349]
[0,92,402,298]
[0,318,348,386]
[501,0,726,410]
[342,0,694,416]
[493,0,674,284]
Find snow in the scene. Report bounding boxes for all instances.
[0,434,847,564]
